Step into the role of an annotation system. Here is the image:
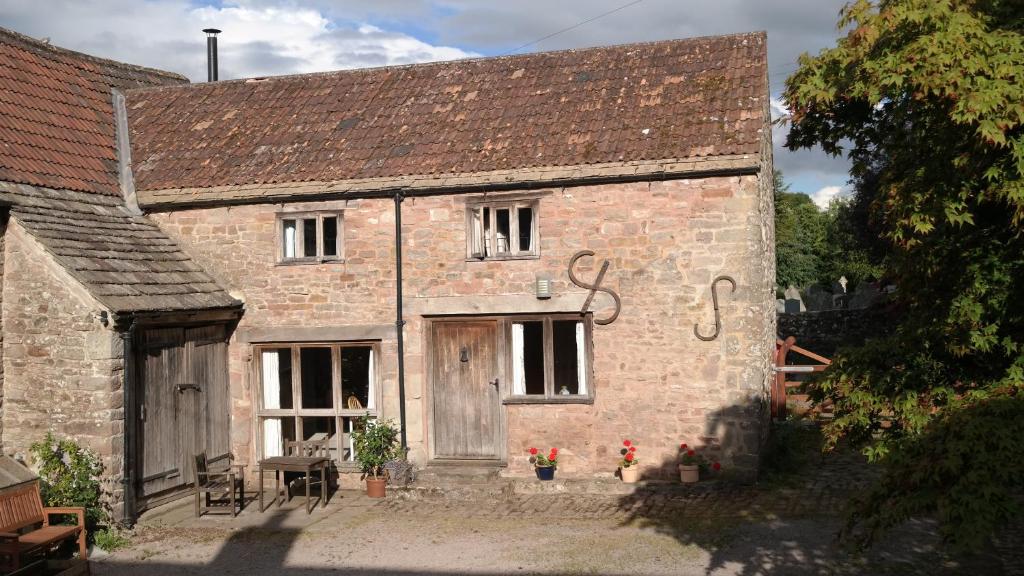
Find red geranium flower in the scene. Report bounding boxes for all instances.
[687,449,696,457]
[680,443,688,449]
[550,448,558,455]
[712,462,721,471]
[624,453,634,462]
[623,439,632,447]
[529,447,538,455]
[628,446,636,452]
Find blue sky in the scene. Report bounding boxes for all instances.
[1,0,853,203]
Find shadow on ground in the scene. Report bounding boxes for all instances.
[615,406,1007,575]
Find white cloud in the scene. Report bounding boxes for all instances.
[811,185,844,209]
[769,97,790,121]
[0,0,475,81]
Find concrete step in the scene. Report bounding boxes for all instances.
[414,465,504,484]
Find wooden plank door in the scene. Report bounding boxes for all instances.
[137,328,186,498]
[136,324,231,502]
[431,321,501,459]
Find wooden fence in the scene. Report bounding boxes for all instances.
[773,336,831,420]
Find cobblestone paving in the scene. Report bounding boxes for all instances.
[98,448,1018,576]
[379,448,876,523]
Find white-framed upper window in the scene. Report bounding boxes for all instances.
[466,199,539,260]
[278,212,343,264]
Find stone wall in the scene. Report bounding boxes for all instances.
[151,174,775,479]
[777,307,891,358]
[1,219,125,514]
[0,217,5,452]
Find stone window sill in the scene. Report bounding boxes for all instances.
[465,254,540,262]
[275,258,346,266]
[503,396,594,405]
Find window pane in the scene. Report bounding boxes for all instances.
[261,348,293,409]
[520,321,545,395]
[282,219,297,259]
[518,206,533,252]
[302,218,318,257]
[322,216,338,257]
[341,416,372,462]
[495,208,511,253]
[262,417,295,458]
[469,208,485,258]
[301,417,339,461]
[483,207,492,257]
[341,346,373,410]
[553,320,583,395]
[300,347,333,409]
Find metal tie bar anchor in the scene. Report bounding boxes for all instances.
[568,250,621,325]
[694,275,736,341]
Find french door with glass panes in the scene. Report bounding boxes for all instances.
[256,343,379,464]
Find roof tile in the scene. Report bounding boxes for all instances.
[127,32,768,195]
[0,28,186,195]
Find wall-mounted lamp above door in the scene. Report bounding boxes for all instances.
[460,346,470,362]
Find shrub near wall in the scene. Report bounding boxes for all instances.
[30,433,105,534]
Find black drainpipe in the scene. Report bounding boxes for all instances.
[120,316,138,526]
[394,192,408,452]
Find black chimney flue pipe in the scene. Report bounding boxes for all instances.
[203,28,221,82]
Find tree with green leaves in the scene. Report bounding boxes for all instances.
[784,0,1024,549]
[774,169,884,290]
[774,170,828,289]
[818,193,886,287]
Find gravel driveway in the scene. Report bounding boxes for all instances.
[91,484,1007,576]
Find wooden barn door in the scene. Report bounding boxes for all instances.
[430,321,502,460]
[136,324,230,503]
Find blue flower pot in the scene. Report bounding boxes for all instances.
[535,466,556,481]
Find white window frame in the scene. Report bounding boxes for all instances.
[255,342,380,465]
[465,199,540,260]
[277,211,344,264]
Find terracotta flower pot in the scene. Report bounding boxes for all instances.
[679,464,700,484]
[620,466,640,483]
[366,477,387,498]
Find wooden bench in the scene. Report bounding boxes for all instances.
[0,481,87,571]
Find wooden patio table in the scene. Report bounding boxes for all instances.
[258,456,330,514]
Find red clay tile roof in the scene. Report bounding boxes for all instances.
[127,32,768,194]
[0,28,186,196]
[0,29,239,313]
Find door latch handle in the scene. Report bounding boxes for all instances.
[176,383,201,393]
[489,378,499,388]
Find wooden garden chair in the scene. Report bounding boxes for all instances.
[282,438,331,500]
[193,452,245,518]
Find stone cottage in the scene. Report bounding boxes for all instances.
[0,26,775,521]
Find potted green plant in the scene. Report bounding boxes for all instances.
[618,439,639,483]
[352,416,399,497]
[528,447,558,480]
[678,443,720,483]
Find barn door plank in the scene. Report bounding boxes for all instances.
[137,327,185,498]
[187,325,230,462]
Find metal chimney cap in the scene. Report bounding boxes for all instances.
[202,28,222,35]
